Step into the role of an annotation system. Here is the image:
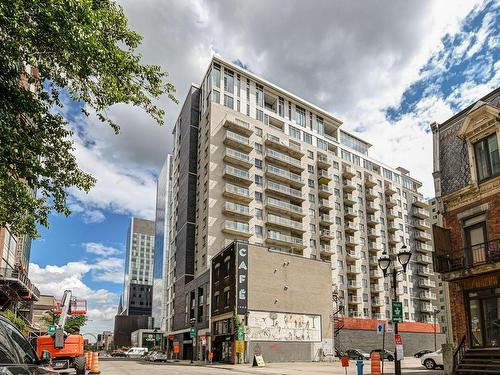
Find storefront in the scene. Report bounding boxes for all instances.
[212,318,234,363]
[468,287,500,347]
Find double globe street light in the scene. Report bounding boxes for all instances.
[377,245,412,375]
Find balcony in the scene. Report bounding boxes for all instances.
[345,235,359,246]
[265,180,304,201]
[319,214,333,225]
[419,291,437,301]
[347,280,361,289]
[386,209,400,220]
[0,267,40,301]
[414,230,432,242]
[344,207,357,219]
[387,222,400,233]
[343,192,357,206]
[415,254,433,264]
[318,169,332,184]
[395,287,405,295]
[372,313,385,320]
[417,267,433,276]
[371,298,384,307]
[222,220,252,237]
[320,244,333,256]
[223,165,253,186]
[223,201,252,219]
[385,182,397,195]
[265,134,304,157]
[370,269,383,279]
[342,164,356,178]
[365,173,377,188]
[366,215,379,225]
[413,219,430,231]
[348,310,362,318]
[413,197,429,209]
[342,179,356,192]
[369,256,379,266]
[320,229,334,240]
[317,154,331,169]
[386,197,397,208]
[367,228,380,238]
[224,130,253,152]
[368,242,382,252]
[434,238,500,277]
[346,249,361,260]
[319,198,332,211]
[418,279,436,288]
[266,197,305,218]
[224,148,253,169]
[223,183,252,203]
[265,148,303,172]
[266,214,304,232]
[365,188,377,201]
[388,234,400,244]
[420,303,435,313]
[366,202,378,214]
[266,231,305,248]
[413,207,430,219]
[345,221,358,234]
[416,242,433,252]
[223,114,253,136]
[348,295,362,304]
[347,265,361,274]
[318,184,332,197]
[265,165,304,188]
[370,284,384,293]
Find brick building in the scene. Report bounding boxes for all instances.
[432,88,500,353]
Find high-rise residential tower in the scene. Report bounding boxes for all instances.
[121,217,155,316]
[166,56,438,359]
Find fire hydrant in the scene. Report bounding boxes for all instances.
[356,359,364,375]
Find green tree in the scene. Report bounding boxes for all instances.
[0,0,177,237]
[42,311,87,334]
[1,310,26,332]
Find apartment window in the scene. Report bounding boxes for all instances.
[255,159,263,169]
[474,133,500,181]
[255,225,263,237]
[246,103,250,116]
[278,97,284,117]
[224,289,230,308]
[236,74,241,97]
[335,217,341,225]
[308,164,314,173]
[332,161,339,170]
[213,90,220,104]
[316,116,324,135]
[309,208,316,218]
[223,69,234,94]
[212,64,221,88]
[289,125,301,140]
[255,143,263,154]
[334,188,340,197]
[303,133,313,144]
[256,109,264,122]
[255,192,262,202]
[308,193,315,203]
[255,127,263,137]
[256,84,263,107]
[310,239,316,248]
[255,175,263,185]
[256,208,263,220]
[295,106,306,126]
[308,179,315,188]
[307,150,314,159]
[317,138,327,151]
[338,275,344,284]
[224,94,234,109]
[337,260,343,268]
[288,103,292,120]
[310,224,316,233]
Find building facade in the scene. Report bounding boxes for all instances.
[165,55,437,359]
[432,88,500,349]
[121,217,155,316]
[152,155,174,331]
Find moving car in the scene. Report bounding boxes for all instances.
[0,315,56,374]
[110,349,127,357]
[146,351,168,362]
[124,347,148,358]
[345,349,370,360]
[370,349,395,361]
[414,349,433,358]
[421,349,444,370]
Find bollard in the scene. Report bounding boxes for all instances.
[84,352,91,370]
[89,352,101,374]
[356,359,364,375]
[371,352,381,375]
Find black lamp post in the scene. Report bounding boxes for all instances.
[378,245,412,375]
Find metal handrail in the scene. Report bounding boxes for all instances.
[435,238,500,273]
[453,335,466,373]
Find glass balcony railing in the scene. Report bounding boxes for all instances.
[266,165,303,183]
[265,180,302,199]
[266,197,303,214]
[266,148,302,168]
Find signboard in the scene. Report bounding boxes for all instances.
[48,325,56,335]
[341,356,350,367]
[173,342,180,354]
[236,325,245,341]
[252,355,265,367]
[392,301,403,323]
[190,327,197,338]
[376,322,384,335]
[386,320,393,333]
[236,242,248,314]
[235,340,245,353]
[394,334,404,361]
[246,311,321,342]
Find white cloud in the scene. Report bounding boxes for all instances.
[82,210,106,224]
[83,242,120,257]
[90,257,125,284]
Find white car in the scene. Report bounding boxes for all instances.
[124,347,148,358]
[420,349,443,369]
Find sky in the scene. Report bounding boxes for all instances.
[28,0,499,339]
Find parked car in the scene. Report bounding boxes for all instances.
[147,351,168,362]
[0,315,57,374]
[370,349,395,361]
[345,349,370,360]
[110,349,127,357]
[414,349,433,358]
[124,347,148,358]
[421,349,443,370]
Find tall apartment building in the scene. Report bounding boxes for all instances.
[166,56,437,358]
[152,155,174,331]
[121,217,155,316]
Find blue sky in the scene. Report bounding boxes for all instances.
[28,0,499,337]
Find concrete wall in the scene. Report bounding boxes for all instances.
[247,341,314,363]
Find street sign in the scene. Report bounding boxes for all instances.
[386,320,393,333]
[48,325,56,335]
[236,325,245,341]
[392,301,403,323]
[235,340,245,353]
[394,334,404,361]
[376,322,384,335]
[190,326,197,338]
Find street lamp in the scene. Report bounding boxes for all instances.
[190,318,196,364]
[378,245,411,375]
[433,308,440,351]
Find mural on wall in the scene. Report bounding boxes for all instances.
[246,311,321,342]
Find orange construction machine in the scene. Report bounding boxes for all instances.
[36,290,88,374]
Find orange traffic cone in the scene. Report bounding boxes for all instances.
[84,352,91,370]
[89,352,101,374]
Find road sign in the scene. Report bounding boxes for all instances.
[48,325,56,335]
[386,320,393,333]
[376,322,384,335]
[190,326,197,338]
[392,301,403,323]
[236,325,245,341]
[394,334,404,361]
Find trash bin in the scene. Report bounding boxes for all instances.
[356,359,364,375]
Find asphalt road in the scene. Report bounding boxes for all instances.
[98,358,444,375]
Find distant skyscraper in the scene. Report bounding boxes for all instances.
[121,217,155,316]
[152,155,173,331]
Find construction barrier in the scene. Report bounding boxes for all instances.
[89,352,101,374]
[84,352,91,370]
[371,352,381,375]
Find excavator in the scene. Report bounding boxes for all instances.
[36,290,87,374]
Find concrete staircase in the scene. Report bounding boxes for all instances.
[456,348,500,374]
